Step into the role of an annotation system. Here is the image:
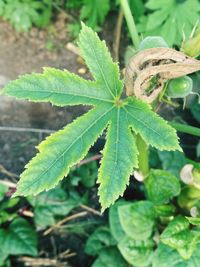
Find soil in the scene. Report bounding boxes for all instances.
[0,14,91,175]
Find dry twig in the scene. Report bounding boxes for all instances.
[43,211,88,236]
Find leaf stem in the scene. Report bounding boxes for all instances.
[169,122,200,137]
[120,0,140,49]
[136,135,149,176]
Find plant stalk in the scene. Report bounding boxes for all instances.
[169,122,200,137]
[136,135,149,176]
[120,0,140,49]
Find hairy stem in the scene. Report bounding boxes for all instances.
[170,122,200,137]
[120,0,140,49]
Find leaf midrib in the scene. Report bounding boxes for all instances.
[123,105,168,142]
[88,33,116,99]
[7,89,114,103]
[19,105,114,195]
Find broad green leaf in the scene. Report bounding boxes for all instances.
[118,201,156,240]
[0,229,9,264]
[4,68,112,106]
[28,187,81,228]
[12,105,112,197]
[4,24,181,210]
[145,169,181,205]
[124,98,181,151]
[92,247,128,267]
[139,0,200,46]
[0,218,37,260]
[78,23,123,98]
[154,204,176,217]
[98,108,138,211]
[139,36,169,50]
[153,243,200,267]
[158,151,187,178]
[161,216,200,259]
[109,200,127,242]
[85,227,116,256]
[191,101,200,123]
[81,0,110,30]
[118,236,154,267]
[186,217,200,226]
[0,184,8,202]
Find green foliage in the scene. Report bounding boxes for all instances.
[138,0,200,46]
[0,184,8,202]
[28,186,82,228]
[158,151,187,178]
[92,247,128,267]
[145,169,181,205]
[80,0,110,31]
[153,243,200,267]
[109,200,127,242]
[67,0,110,36]
[190,101,200,123]
[0,218,37,264]
[85,226,116,256]
[118,201,156,240]
[160,216,200,260]
[139,36,169,50]
[118,236,154,267]
[0,0,52,32]
[4,24,180,211]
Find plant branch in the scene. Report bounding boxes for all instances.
[120,0,140,49]
[113,7,124,61]
[43,211,88,236]
[169,121,200,137]
[136,135,149,176]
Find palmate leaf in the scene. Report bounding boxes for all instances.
[3,24,181,211]
[138,0,200,46]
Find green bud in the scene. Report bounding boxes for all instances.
[181,28,200,58]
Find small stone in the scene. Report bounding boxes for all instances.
[78,68,87,74]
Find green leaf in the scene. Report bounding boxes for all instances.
[12,105,112,197]
[153,243,200,267]
[118,236,154,267]
[124,98,181,151]
[0,218,37,260]
[4,68,112,106]
[4,24,181,210]
[78,23,123,99]
[29,187,81,228]
[154,204,176,217]
[98,108,138,210]
[85,227,116,256]
[109,200,127,242]
[118,201,156,240]
[160,216,200,259]
[191,101,200,123]
[158,151,187,178]
[92,247,128,267]
[145,169,181,205]
[138,0,200,46]
[186,217,200,226]
[0,184,8,202]
[139,36,169,50]
[80,0,110,31]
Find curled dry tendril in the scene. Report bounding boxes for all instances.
[125,47,200,103]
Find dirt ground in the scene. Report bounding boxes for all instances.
[0,16,91,175]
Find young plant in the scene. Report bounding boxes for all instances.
[138,0,200,46]
[0,0,52,32]
[3,23,181,211]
